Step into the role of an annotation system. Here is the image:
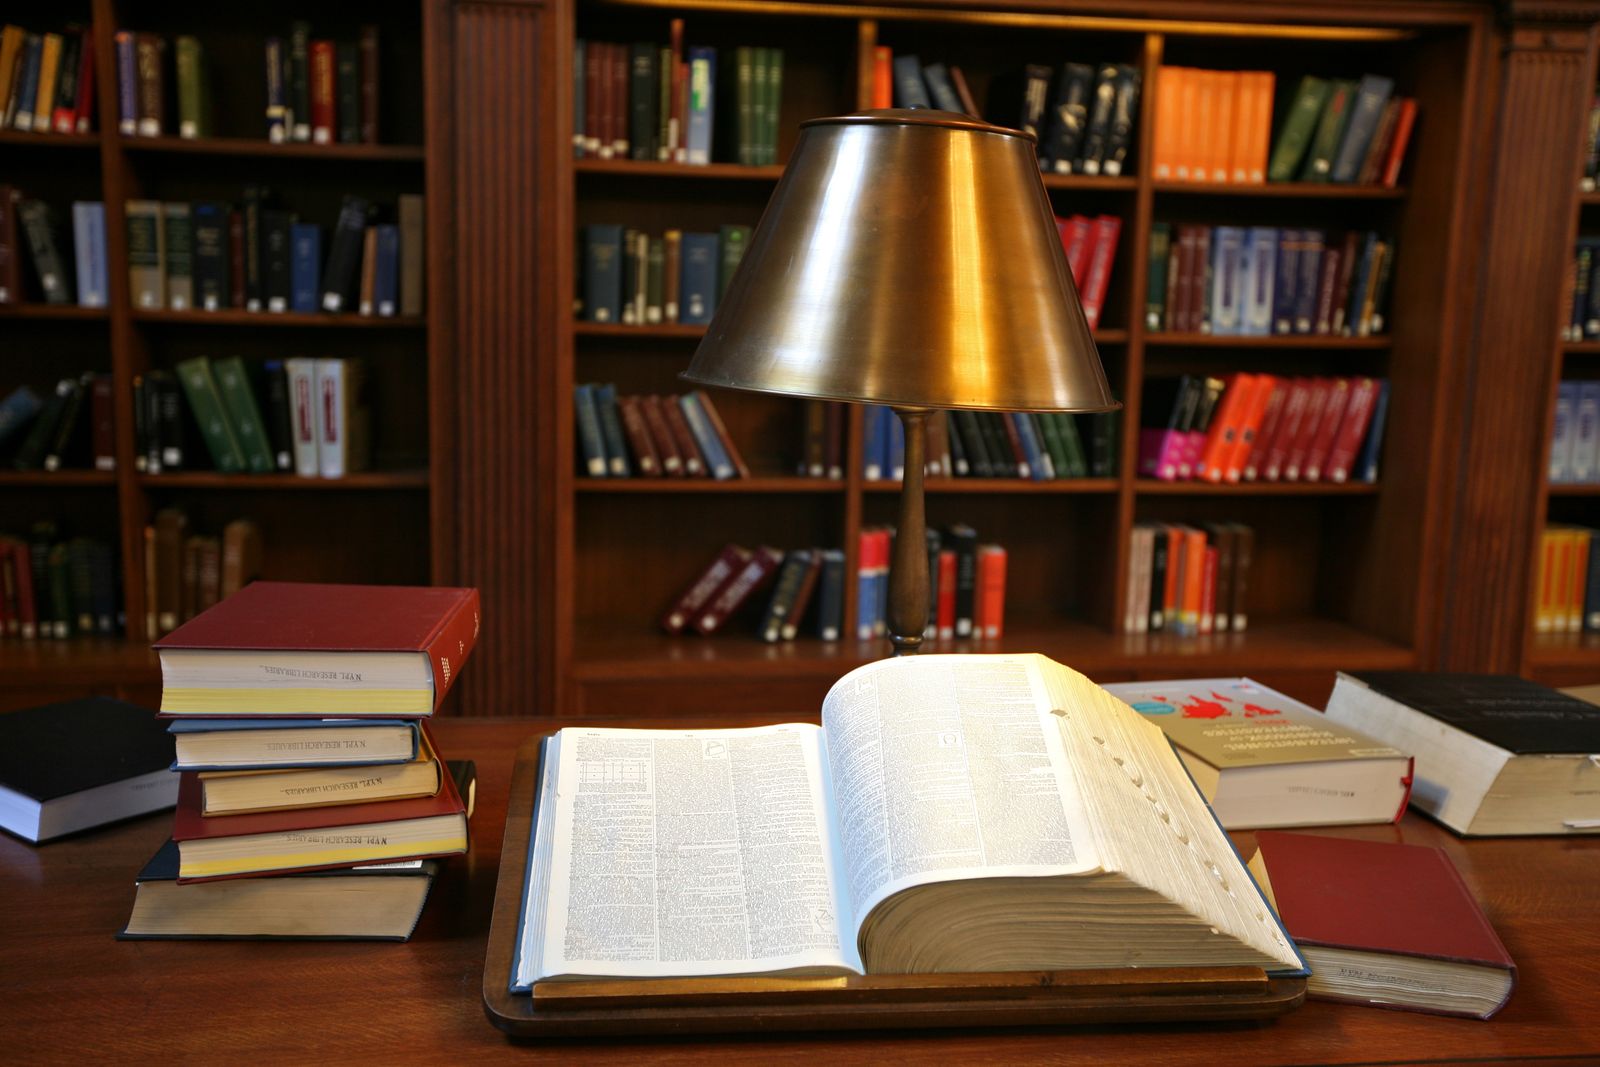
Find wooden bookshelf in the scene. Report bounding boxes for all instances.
[129,309,426,328]
[1151,180,1406,199]
[118,136,426,162]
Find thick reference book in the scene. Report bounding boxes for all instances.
[196,726,443,815]
[170,717,420,771]
[0,697,177,844]
[1323,671,1600,835]
[1249,831,1515,1018]
[1101,677,1412,829]
[511,654,1306,988]
[154,581,480,718]
[171,738,468,881]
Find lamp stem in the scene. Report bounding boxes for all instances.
[888,407,929,656]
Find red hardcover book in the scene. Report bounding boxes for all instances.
[1252,832,1515,1018]
[1281,378,1332,482]
[91,373,115,471]
[1171,225,1198,332]
[693,391,751,478]
[661,544,750,634]
[1311,244,1344,335]
[872,46,892,109]
[660,394,706,477]
[1188,227,1211,333]
[583,40,602,155]
[1381,98,1418,188]
[1324,377,1380,483]
[1057,214,1093,286]
[948,65,980,117]
[1222,373,1277,483]
[73,32,95,132]
[171,726,468,882]
[1302,377,1352,482]
[358,26,380,144]
[0,542,14,635]
[615,395,661,476]
[1079,214,1121,330]
[692,546,783,635]
[611,40,629,158]
[977,544,1007,639]
[9,540,36,638]
[1241,378,1286,481]
[639,395,685,476]
[309,40,335,144]
[1259,377,1309,482]
[154,582,481,718]
[228,210,246,309]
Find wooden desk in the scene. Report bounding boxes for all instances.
[4,717,1598,1063]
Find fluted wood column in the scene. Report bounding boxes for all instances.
[427,0,557,714]
[1436,8,1599,671]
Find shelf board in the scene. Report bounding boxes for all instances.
[0,639,160,686]
[1137,480,1378,495]
[1040,173,1138,191]
[575,322,1129,344]
[1153,180,1406,199]
[572,615,1414,681]
[576,476,840,493]
[0,470,118,487]
[1526,632,1600,667]
[0,304,109,320]
[131,309,424,328]
[119,136,424,161]
[1547,483,1600,496]
[1578,190,1600,206]
[139,471,429,490]
[0,129,100,149]
[1562,341,1600,355]
[1145,333,1390,349]
[865,477,1120,494]
[574,159,784,180]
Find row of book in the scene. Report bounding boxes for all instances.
[1147,225,1395,337]
[578,223,744,326]
[1562,239,1600,341]
[661,545,844,641]
[1139,375,1389,485]
[862,406,1118,482]
[135,358,368,479]
[1549,380,1600,485]
[575,384,748,480]
[0,189,106,307]
[1535,526,1600,633]
[1580,95,1600,193]
[1155,69,1415,187]
[1122,521,1254,635]
[0,525,119,640]
[1054,213,1120,330]
[0,24,96,135]
[1,377,114,473]
[576,31,783,167]
[112,25,383,144]
[141,509,261,637]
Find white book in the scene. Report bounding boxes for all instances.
[284,357,320,477]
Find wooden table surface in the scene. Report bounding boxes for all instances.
[4,716,1599,1064]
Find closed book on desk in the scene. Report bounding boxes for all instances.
[1324,671,1600,835]
[1249,831,1515,1018]
[155,581,480,718]
[197,727,442,815]
[170,717,420,771]
[1102,677,1412,829]
[0,698,177,844]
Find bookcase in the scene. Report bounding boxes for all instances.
[0,0,435,711]
[554,0,1492,716]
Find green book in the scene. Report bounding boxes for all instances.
[175,36,205,139]
[175,357,247,473]
[645,236,665,324]
[736,46,755,166]
[1052,413,1089,477]
[211,357,275,473]
[656,46,674,161]
[48,543,73,639]
[1299,79,1358,182]
[765,48,784,166]
[718,225,750,299]
[1034,410,1071,479]
[1146,222,1171,331]
[1266,76,1330,182]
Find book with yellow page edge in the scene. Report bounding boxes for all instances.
[509,654,1307,992]
[196,723,443,816]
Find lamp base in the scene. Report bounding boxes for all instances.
[887,408,929,656]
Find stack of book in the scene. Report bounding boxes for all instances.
[1138,374,1389,485]
[0,23,97,135]
[140,509,261,638]
[574,23,782,166]
[135,358,369,479]
[1533,525,1600,634]
[122,582,480,940]
[578,223,746,326]
[575,385,748,480]
[1549,380,1600,484]
[1147,224,1395,337]
[123,193,424,317]
[0,189,108,307]
[2,375,114,472]
[1122,522,1254,636]
[0,522,120,641]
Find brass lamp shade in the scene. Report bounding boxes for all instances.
[682,109,1118,413]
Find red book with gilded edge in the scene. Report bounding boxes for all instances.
[1252,831,1516,1019]
[153,581,480,717]
[171,724,467,883]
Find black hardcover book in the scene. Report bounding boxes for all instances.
[54,34,82,125]
[336,42,360,144]
[191,201,230,312]
[261,360,295,471]
[242,187,266,312]
[1084,411,1116,477]
[288,22,311,142]
[946,523,978,638]
[760,550,811,643]
[1019,64,1052,143]
[131,375,147,471]
[1078,63,1119,176]
[66,538,94,634]
[1101,64,1142,178]
[979,413,1017,477]
[152,371,186,471]
[924,529,942,639]
[816,547,846,641]
[18,200,70,304]
[89,539,116,633]
[42,372,90,471]
[1148,524,1169,631]
[1040,63,1093,174]
[629,42,657,161]
[0,697,176,844]
[1340,673,1600,754]
[262,209,293,313]
[945,413,969,475]
[953,410,995,477]
[320,195,372,313]
[12,378,72,471]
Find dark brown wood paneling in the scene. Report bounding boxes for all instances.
[434,0,558,714]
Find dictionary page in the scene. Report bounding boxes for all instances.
[524,724,861,984]
[820,654,1101,935]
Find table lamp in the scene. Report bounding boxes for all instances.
[683,109,1118,655]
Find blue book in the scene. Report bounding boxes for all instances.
[887,408,905,480]
[0,385,43,450]
[574,384,608,477]
[816,548,845,641]
[1272,229,1301,335]
[1209,226,1245,335]
[115,32,136,134]
[1577,382,1600,484]
[1358,380,1391,483]
[892,55,931,108]
[583,224,624,323]
[1242,227,1277,336]
[593,383,630,477]
[1010,413,1048,481]
[167,718,421,771]
[678,231,719,325]
[856,557,877,639]
[1330,74,1395,183]
[1294,230,1325,334]
[922,63,962,112]
[862,405,888,480]
[13,35,42,128]
[290,224,321,312]
[372,223,400,316]
[686,46,717,165]
[71,202,108,308]
[678,393,736,480]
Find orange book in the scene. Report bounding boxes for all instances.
[1222,374,1278,483]
[977,544,1007,639]
[1181,527,1207,635]
[1226,71,1250,183]
[1535,530,1556,633]
[1568,529,1590,632]
[1153,66,1181,180]
[1196,373,1257,483]
[872,47,892,109]
[1214,71,1238,183]
[1175,66,1198,180]
[1164,525,1184,623]
[1249,71,1275,184]
[1552,530,1573,633]
[1192,70,1217,183]
[1381,98,1418,188]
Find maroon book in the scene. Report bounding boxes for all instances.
[1254,831,1516,1019]
[154,582,480,716]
